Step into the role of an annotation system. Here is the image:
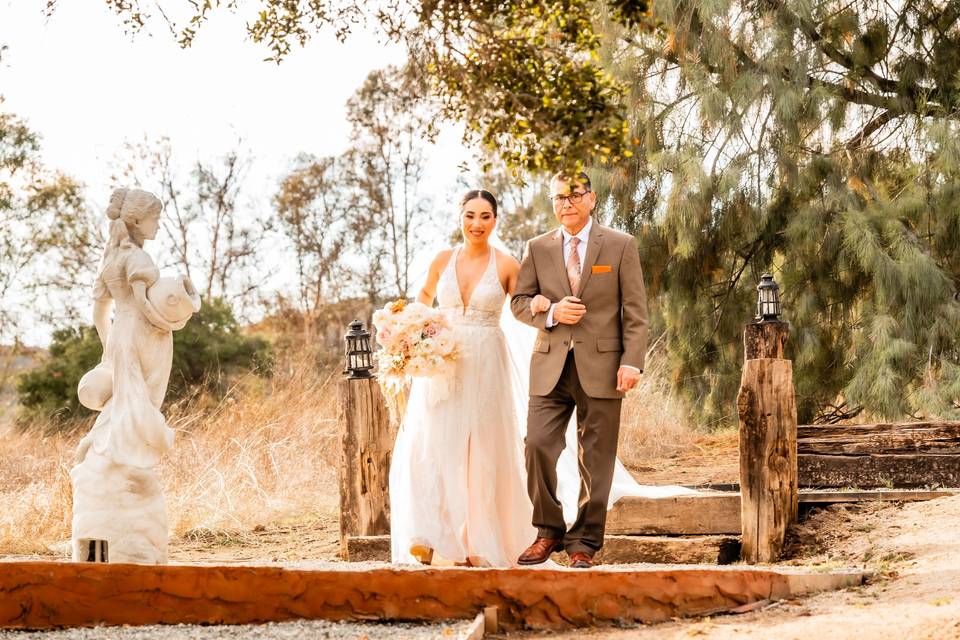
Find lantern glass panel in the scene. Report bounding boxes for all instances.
[343,319,374,379]
[756,274,781,321]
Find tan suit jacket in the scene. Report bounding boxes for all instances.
[511,221,649,399]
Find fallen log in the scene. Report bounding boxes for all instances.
[799,453,960,488]
[798,422,960,456]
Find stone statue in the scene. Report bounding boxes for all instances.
[71,187,200,564]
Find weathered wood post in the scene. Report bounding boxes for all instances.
[738,274,798,563]
[337,320,392,558]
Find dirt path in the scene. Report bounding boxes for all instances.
[168,510,341,564]
[505,495,960,640]
[13,432,960,638]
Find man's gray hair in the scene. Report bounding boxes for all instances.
[551,171,592,191]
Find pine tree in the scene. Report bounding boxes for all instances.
[593,2,960,423]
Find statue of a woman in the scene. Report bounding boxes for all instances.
[71,187,199,564]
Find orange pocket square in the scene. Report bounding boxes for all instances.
[592,265,612,274]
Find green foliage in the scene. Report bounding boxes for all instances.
[593,1,960,425]
[15,326,103,420]
[167,297,273,397]
[16,298,272,424]
[93,0,960,423]
[96,0,635,172]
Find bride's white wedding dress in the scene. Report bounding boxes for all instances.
[390,246,534,566]
[390,243,695,567]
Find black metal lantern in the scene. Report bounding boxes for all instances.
[756,273,782,322]
[344,319,374,379]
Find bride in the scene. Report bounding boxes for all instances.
[390,189,533,567]
[389,189,692,567]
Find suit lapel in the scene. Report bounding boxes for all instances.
[576,221,604,297]
[550,228,573,297]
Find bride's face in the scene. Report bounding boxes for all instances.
[460,198,496,244]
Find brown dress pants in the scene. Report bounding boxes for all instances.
[525,351,622,554]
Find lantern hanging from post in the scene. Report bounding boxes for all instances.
[756,273,782,322]
[344,319,374,379]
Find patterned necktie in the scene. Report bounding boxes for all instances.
[567,236,582,294]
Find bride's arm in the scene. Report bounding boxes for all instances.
[416,250,452,306]
[502,252,521,297]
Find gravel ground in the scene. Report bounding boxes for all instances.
[0,619,475,640]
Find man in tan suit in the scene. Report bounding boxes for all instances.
[511,171,648,568]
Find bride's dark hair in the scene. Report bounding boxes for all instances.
[459,189,498,217]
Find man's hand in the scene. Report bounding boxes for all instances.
[530,294,551,315]
[616,366,641,393]
[553,296,586,325]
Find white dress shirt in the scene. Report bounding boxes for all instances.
[544,218,640,373]
[545,218,592,329]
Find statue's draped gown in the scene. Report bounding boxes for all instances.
[71,240,175,563]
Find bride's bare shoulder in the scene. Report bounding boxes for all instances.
[429,248,456,274]
[493,248,521,278]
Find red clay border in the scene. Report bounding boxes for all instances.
[0,561,864,631]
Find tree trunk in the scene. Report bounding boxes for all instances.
[337,377,393,555]
[743,321,788,359]
[738,322,798,564]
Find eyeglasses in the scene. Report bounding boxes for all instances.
[551,190,591,206]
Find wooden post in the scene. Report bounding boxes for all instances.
[337,376,393,557]
[738,320,798,563]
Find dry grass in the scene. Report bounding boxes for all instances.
[0,349,342,555]
[0,336,703,557]
[0,428,75,554]
[617,336,700,468]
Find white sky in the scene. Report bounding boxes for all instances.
[1,1,472,345]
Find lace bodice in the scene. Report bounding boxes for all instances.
[436,246,504,327]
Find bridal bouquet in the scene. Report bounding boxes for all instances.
[372,299,460,403]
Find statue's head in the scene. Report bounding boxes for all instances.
[106,188,162,246]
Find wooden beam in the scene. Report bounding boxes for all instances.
[743,320,788,359]
[597,535,740,565]
[605,489,956,537]
[606,493,742,535]
[798,421,960,455]
[799,453,960,488]
[799,489,957,503]
[349,489,958,561]
[0,561,865,631]
[346,535,392,562]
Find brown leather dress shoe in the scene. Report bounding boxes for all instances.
[517,537,563,565]
[569,551,594,569]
